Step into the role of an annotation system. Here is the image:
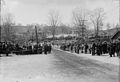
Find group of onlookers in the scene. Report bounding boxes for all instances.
[91,40,120,57]
[1,39,120,58]
[60,39,120,58]
[0,41,52,56]
[0,42,17,56]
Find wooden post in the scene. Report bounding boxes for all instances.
[35,25,38,53]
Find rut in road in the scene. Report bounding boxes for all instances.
[53,49,119,81]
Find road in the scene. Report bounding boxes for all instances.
[0,49,119,82]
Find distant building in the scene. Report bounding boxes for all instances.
[111,30,120,40]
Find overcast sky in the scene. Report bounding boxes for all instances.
[2,0,119,26]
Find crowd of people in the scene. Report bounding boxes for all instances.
[60,39,120,58]
[1,39,120,58]
[0,41,52,57]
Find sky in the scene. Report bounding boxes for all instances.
[2,0,119,26]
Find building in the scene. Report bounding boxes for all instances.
[111,30,120,40]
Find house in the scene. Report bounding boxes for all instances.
[111,30,120,40]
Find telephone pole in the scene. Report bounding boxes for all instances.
[35,25,38,53]
[80,19,87,42]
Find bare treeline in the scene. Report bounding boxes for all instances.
[0,7,108,44]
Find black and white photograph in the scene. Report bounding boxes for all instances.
[0,0,120,82]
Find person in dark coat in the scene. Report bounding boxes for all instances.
[116,40,120,57]
[2,42,9,56]
[16,44,20,51]
[43,42,48,55]
[81,44,84,53]
[89,45,92,54]
[74,44,77,53]
[84,43,88,54]
[0,42,2,56]
[70,43,74,53]
[118,40,120,58]
[38,44,43,54]
[112,42,116,57]
[99,42,103,55]
[102,42,108,54]
[76,44,80,54]
[34,44,38,54]
[91,42,96,56]
[107,42,111,57]
[108,42,116,57]
[48,43,52,54]
[6,43,10,56]
[96,43,101,56]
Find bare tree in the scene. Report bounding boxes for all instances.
[90,8,105,37]
[0,0,5,42]
[2,13,16,42]
[48,10,61,40]
[72,8,88,40]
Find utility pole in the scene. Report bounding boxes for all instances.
[80,19,87,42]
[81,20,86,38]
[31,32,34,43]
[35,25,38,53]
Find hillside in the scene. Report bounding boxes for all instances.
[12,25,120,38]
